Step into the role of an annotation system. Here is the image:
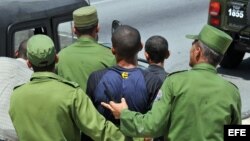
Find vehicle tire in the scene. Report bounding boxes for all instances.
[220,43,245,69]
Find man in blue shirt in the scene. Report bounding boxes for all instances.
[87,25,162,126]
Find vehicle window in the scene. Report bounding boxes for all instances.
[58,21,76,49]
[14,27,47,53]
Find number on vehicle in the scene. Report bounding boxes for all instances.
[228,8,244,18]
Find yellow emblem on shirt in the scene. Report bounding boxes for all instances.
[121,72,128,79]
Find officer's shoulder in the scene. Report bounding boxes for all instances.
[14,84,25,90]
[227,81,239,90]
[58,42,77,54]
[98,43,112,50]
[167,70,188,77]
[58,78,79,88]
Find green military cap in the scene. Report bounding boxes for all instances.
[27,34,56,67]
[186,24,233,55]
[73,6,98,29]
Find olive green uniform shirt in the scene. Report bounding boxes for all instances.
[9,72,125,141]
[57,36,115,91]
[120,63,241,141]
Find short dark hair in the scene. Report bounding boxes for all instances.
[75,24,98,35]
[198,41,223,66]
[17,40,28,59]
[145,35,168,63]
[111,25,141,59]
[31,61,55,72]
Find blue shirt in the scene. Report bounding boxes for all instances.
[146,64,168,83]
[87,66,162,125]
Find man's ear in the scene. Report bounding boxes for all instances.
[144,52,149,60]
[15,51,19,58]
[96,24,100,33]
[165,50,170,59]
[194,46,202,60]
[111,47,116,55]
[73,26,77,35]
[73,26,83,38]
[55,55,59,63]
[27,60,32,68]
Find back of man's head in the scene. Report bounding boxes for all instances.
[16,40,28,59]
[186,24,233,66]
[145,35,169,63]
[111,25,142,59]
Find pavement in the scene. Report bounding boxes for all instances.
[242,117,250,125]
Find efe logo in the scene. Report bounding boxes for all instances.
[224,125,249,141]
[228,129,246,136]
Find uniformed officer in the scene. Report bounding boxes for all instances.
[57,6,115,92]
[9,35,126,141]
[102,24,242,141]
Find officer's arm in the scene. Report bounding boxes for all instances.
[120,79,172,138]
[72,88,126,141]
[231,89,242,124]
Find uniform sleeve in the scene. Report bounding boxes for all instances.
[231,89,242,124]
[101,47,116,68]
[120,78,173,138]
[72,88,126,141]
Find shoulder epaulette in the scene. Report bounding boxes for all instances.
[14,84,25,90]
[228,81,239,89]
[59,79,79,88]
[167,70,188,77]
[98,43,112,49]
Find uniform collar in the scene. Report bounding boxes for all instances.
[78,35,96,43]
[192,63,217,73]
[31,72,62,81]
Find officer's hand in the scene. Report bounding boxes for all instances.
[101,98,128,119]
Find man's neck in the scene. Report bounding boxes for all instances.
[79,34,94,39]
[149,62,164,68]
[117,59,137,69]
[16,58,27,65]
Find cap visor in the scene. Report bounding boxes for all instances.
[185,34,198,39]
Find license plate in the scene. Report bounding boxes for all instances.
[227,2,247,27]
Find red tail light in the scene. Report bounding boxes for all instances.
[210,17,220,26]
[209,1,221,16]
